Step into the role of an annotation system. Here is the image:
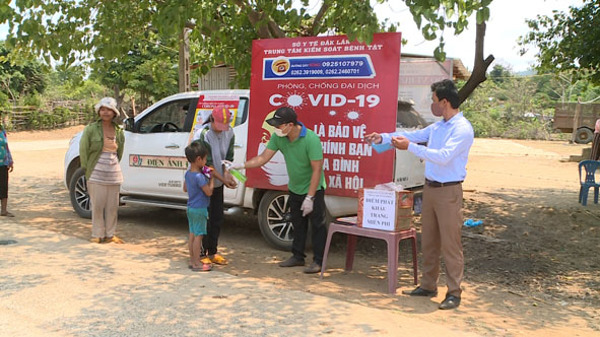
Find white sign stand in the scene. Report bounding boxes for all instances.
[361,189,397,231]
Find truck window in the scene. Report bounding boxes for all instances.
[138,99,191,133]
[234,98,249,127]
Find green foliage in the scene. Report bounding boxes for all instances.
[0,91,9,111]
[489,64,511,85]
[459,67,559,140]
[0,0,492,88]
[15,105,94,131]
[20,93,42,107]
[53,106,76,124]
[502,119,550,140]
[519,0,600,84]
[0,41,48,100]
[45,77,108,101]
[90,38,179,103]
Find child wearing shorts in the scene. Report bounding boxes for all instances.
[184,142,214,271]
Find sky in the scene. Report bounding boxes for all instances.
[0,0,583,72]
[375,0,583,72]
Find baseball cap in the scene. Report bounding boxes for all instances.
[266,107,297,127]
[211,104,232,131]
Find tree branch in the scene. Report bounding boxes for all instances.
[247,10,271,38]
[267,20,286,38]
[233,0,283,39]
[311,2,330,36]
[458,22,494,105]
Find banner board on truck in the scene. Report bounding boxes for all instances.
[247,33,401,197]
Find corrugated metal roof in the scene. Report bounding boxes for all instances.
[400,52,471,80]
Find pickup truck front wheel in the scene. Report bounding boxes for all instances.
[258,191,293,251]
[69,167,92,219]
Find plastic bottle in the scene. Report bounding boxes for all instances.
[229,168,247,183]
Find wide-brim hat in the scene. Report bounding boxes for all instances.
[94,97,120,117]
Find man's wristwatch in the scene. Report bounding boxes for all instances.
[305,195,314,201]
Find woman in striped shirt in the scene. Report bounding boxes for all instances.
[80,97,125,244]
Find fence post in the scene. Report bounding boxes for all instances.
[571,98,582,143]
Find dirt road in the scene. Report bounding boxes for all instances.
[2,221,484,337]
[3,126,599,336]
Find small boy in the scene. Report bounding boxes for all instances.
[183,142,214,272]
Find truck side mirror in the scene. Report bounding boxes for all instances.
[124,117,135,131]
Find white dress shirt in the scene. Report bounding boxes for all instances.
[377,112,474,183]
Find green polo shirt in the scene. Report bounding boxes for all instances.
[266,123,326,195]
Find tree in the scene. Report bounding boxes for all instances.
[0,42,47,101]
[519,0,600,84]
[0,0,495,100]
[89,38,179,107]
[489,64,511,85]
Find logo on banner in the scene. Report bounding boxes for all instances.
[129,155,187,170]
[271,57,291,76]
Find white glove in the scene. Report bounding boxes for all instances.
[231,163,245,171]
[222,160,245,171]
[301,196,314,217]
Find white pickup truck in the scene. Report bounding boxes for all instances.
[64,90,426,250]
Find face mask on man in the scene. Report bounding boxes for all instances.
[274,124,291,137]
[430,99,445,117]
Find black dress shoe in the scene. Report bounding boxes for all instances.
[303,261,322,274]
[402,286,438,297]
[278,256,305,267]
[439,294,461,310]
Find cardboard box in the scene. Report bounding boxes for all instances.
[357,188,413,231]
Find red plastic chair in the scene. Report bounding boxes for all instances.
[320,219,418,294]
[578,160,600,206]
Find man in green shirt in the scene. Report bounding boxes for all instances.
[239,107,326,274]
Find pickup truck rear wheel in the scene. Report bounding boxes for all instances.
[575,127,594,144]
[258,191,293,251]
[69,167,92,219]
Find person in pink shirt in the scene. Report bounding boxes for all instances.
[591,119,600,160]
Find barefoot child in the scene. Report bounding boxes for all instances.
[183,142,214,271]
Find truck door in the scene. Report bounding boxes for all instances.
[394,100,426,189]
[120,98,193,199]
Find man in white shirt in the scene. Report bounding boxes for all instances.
[365,79,474,310]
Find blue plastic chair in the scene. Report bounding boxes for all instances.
[578,160,600,206]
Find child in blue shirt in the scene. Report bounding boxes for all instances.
[184,142,214,271]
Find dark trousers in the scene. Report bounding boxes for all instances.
[591,133,600,160]
[0,166,8,199]
[203,185,224,256]
[288,189,327,265]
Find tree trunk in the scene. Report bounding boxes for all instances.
[179,28,191,93]
[458,22,495,106]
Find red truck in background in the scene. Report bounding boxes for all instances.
[554,102,600,144]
